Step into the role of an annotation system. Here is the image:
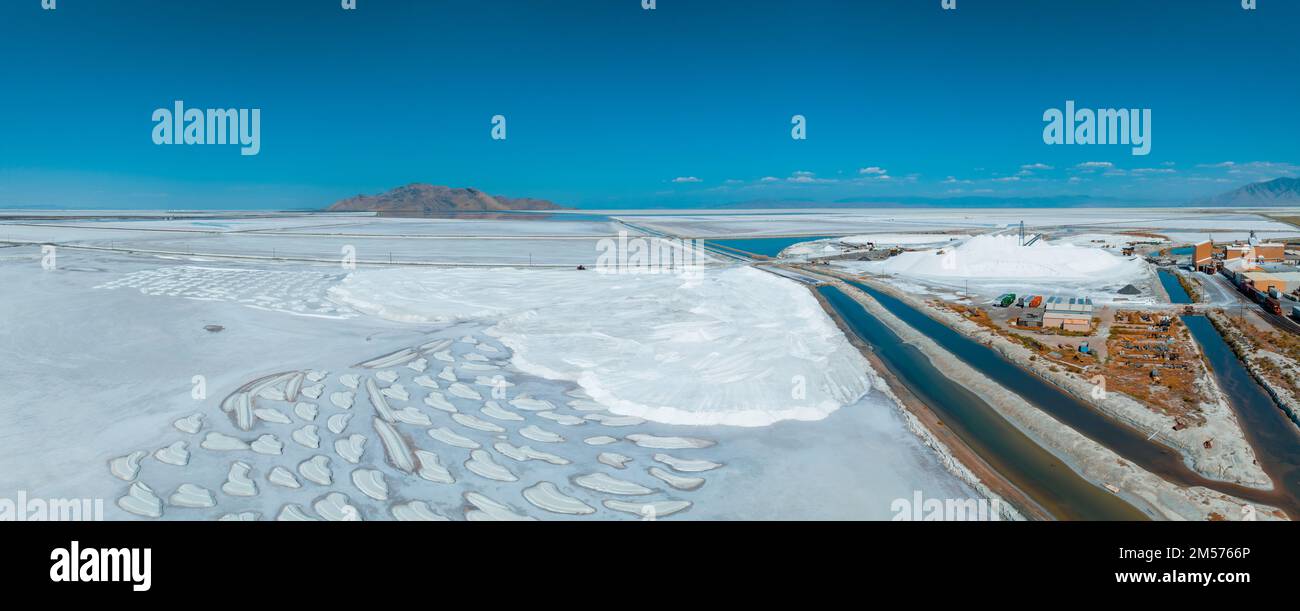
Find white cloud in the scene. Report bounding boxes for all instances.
[671,176,701,183]
[858,166,888,175]
[1019,163,1054,171]
[1074,161,1114,170]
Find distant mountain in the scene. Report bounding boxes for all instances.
[1205,177,1300,205]
[327,184,565,216]
[716,194,1127,209]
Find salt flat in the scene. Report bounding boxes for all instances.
[0,215,975,520]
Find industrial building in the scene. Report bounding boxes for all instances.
[1194,232,1287,272]
[1042,296,1094,332]
[1241,264,1300,296]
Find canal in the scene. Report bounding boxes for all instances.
[1181,315,1300,517]
[1158,268,1193,304]
[837,277,1297,517]
[819,285,1147,520]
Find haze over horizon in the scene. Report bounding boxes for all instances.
[1,0,1296,210]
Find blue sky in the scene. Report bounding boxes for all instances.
[0,0,1296,209]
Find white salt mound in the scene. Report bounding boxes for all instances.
[327,266,874,427]
[863,234,1145,282]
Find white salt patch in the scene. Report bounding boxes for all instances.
[481,401,523,421]
[423,392,456,413]
[294,402,318,421]
[509,397,552,411]
[335,434,366,464]
[393,407,432,426]
[538,411,584,426]
[251,434,283,456]
[584,436,618,446]
[301,384,324,400]
[652,453,721,473]
[220,511,260,521]
[382,383,410,402]
[254,407,291,425]
[407,358,428,373]
[448,383,481,400]
[276,504,317,521]
[520,424,564,444]
[330,391,355,410]
[585,413,645,427]
[413,375,439,389]
[452,413,504,433]
[598,453,631,469]
[327,413,352,435]
[373,418,416,473]
[173,413,204,434]
[428,427,480,450]
[376,370,399,384]
[314,492,360,521]
[461,363,497,372]
[392,501,449,521]
[414,450,455,484]
[433,351,455,363]
[306,370,328,382]
[437,367,457,382]
[523,481,595,515]
[339,374,360,389]
[625,433,714,450]
[567,400,605,412]
[365,378,396,423]
[201,432,249,451]
[573,472,652,495]
[493,442,569,465]
[109,451,146,481]
[169,483,215,508]
[292,424,321,449]
[268,466,301,489]
[118,482,162,518]
[298,455,333,486]
[257,386,286,402]
[222,462,258,497]
[464,353,488,362]
[464,492,535,522]
[153,441,189,466]
[465,449,517,482]
[649,466,705,491]
[604,499,691,518]
[285,373,305,401]
[351,469,389,501]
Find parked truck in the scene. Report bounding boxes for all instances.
[996,293,1016,308]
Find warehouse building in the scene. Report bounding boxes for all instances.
[1043,296,1094,332]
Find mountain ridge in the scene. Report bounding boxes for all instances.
[327,183,566,216]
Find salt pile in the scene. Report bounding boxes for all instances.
[863,234,1145,282]
[328,266,875,427]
